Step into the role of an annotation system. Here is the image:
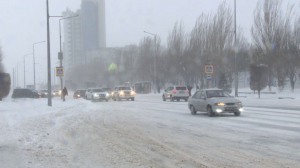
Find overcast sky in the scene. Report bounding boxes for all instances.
[0,0,299,86]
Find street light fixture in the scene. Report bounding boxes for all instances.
[58,15,79,90]
[33,41,45,90]
[144,31,158,94]
[23,53,33,88]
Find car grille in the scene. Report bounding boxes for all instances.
[99,94,106,97]
[226,103,235,106]
[124,91,131,95]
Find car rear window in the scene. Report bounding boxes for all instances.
[176,86,187,90]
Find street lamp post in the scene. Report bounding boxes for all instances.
[16,62,23,88]
[144,31,157,94]
[33,41,45,90]
[59,15,79,90]
[234,0,238,97]
[23,53,33,88]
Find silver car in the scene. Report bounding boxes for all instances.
[188,89,243,117]
[112,86,135,101]
[85,88,110,102]
[163,85,190,102]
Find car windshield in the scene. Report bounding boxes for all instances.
[41,90,48,92]
[119,87,131,90]
[206,90,231,98]
[93,89,103,92]
[102,88,111,91]
[79,90,86,94]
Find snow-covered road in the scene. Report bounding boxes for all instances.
[1,95,299,167]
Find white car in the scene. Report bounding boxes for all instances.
[112,86,135,101]
[188,89,243,117]
[85,88,110,102]
[163,85,190,102]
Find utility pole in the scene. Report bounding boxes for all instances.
[234,0,238,97]
[46,0,52,106]
[144,31,158,94]
[13,68,15,89]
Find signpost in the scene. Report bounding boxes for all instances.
[56,67,64,77]
[205,65,213,89]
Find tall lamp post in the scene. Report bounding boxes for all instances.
[144,31,157,94]
[234,0,238,97]
[59,15,79,90]
[33,41,45,90]
[23,53,33,88]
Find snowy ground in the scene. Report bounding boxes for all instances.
[0,93,299,168]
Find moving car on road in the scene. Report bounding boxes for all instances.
[101,87,113,99]
[12,89,40,99]
[188,89,243,117]
[112,86,135,101]
[85,88,110,102]
[52,90,61,97]
[73,89,86,99]
[163,85,189,102]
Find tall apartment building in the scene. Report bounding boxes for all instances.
[62,0,106,76]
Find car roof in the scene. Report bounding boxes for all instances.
[201,89,224,91]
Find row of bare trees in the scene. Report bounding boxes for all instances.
[251,0,300,92]
[68,0,300,93]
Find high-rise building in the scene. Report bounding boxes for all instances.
[62,0,106,76]
[62,9,82,74]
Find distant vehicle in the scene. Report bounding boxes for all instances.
[0,73,11,101]
[39,90,53,98]
[85,88,110,102]
[12,89,40,99]
[163,85,189,102]
[188,89,243,117]
[52,90,61,97]
[101,87,112,98]
[73,89,86,99]
[112,86,135,101]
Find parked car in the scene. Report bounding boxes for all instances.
[163,85,189,102]
[85,88,110,101]
[12,89,40,99]
[188,89,243,117]
[0,73,11,101]
[73,89,86,99]
[112,86,135,101]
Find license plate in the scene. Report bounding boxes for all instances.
[226,107,236,111]
[179,91,185,93]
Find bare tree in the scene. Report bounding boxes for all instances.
[250,64,268,98]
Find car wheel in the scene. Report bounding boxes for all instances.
[105,99,109,102]
[234,112,241,116]
[185,98,188,102]
[113,99,116,101]
[177,98,180,102]
[163,95,166,101]
[92,96,95,102]
[190,105,196,115]
[131,98,135,101]
[207,106,215,117]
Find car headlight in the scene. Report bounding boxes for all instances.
[130,91,135,95]
[237,102,242,106]
[120,91,124,95]
[215,103,226,106]
[45,93,48,95]
[106,93,109,97]
[59,90,62,95]
[94,94,99,97]
[77,94,81,97]
[38,93,41,96]
[53,93,56,96]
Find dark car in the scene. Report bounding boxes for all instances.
[12,89,40,99]
[39,90,53,98]
[73,89,86,99]
[0,73,11,101]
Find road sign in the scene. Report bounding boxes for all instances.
[56,67,64,76]
[205,65,213,74]
[207,74,212,81]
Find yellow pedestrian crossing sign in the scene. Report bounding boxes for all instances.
[205,65,213,74]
